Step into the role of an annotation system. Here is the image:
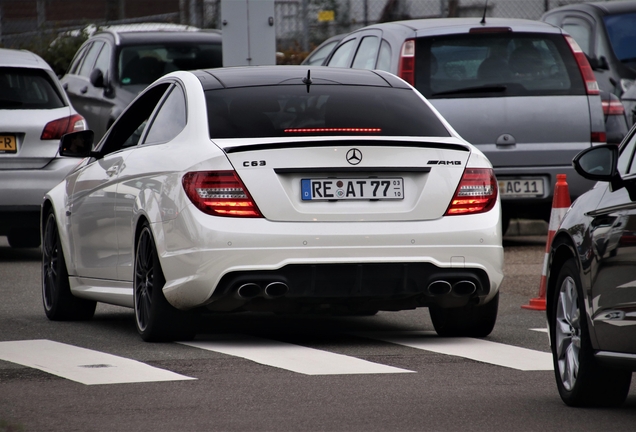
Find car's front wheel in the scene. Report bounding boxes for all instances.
[550,258,631,407]
[42,210,96,320]
[429,292,499,337]
[134,222,196,342]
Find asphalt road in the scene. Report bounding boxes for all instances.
[1,233,636,432]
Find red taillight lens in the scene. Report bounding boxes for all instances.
[41,114,87,140]
[591,131,607,143]
[445,168,498,216]
[398,39,415,86]
[564,35,599,95]
[182,171,262,218]
[602,99,625,116]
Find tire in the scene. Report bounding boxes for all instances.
[42,210,96,320]
[8,228,41,248]
[550,258,632,407]
[429,292,499,337]
[134,222,196,342]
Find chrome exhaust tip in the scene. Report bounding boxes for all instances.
[427,280,452,296]
[235,283,261,299]
[264,281,289,299]
[452,280,476,296]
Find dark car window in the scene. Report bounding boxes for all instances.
[143,84,187,144]
[305,40,340,66]
[603,13,636,64]
[99,83,171,154]
[79,41,104,78]
[205,85,450,138]
[68,44,89,75]
[118,43,222,86]
[0,67,65,109]
[414,33,586,98]
[327,39,356,68]
[94,43,112,75]
[352,36,380,70]
[621,129,636,176]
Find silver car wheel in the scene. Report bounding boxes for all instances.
[555,275,581,391]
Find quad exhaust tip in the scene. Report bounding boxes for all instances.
[427,280,452,296]
[427,280,477,297]
[235,283,261,299]
[234,281,289,300]
[264,282,289,299]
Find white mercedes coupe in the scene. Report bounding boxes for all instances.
[42,66,504,341]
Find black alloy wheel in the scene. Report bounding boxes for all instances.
[42,210,96,320]
[134,222,196,342]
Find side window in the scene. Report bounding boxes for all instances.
[621,131,636,176]
[78,42,104,77]
[352,36,380,70]
[305,40,339,66]
[68,44,89,75]
[376,40,392,72]
[99,83,171,154]
[327,39,356,68]
[143,85,187,145]
[562,17,593,56]
[93,43,112,76]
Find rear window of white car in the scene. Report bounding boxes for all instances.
[414,33,586,99]
[205,85,451,138]
[0,67,65,109]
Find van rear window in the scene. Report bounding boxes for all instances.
[414,33,586,98]
[204,85,451,138]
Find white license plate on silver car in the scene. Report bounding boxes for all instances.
[301,178,404,201]
[498,178,545,198]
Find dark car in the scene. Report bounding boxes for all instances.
[546,124,636,407]
[60,25,222,140]
[541,1,636,98]
[319,17,606,231]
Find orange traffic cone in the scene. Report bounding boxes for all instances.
[521,173,571,311]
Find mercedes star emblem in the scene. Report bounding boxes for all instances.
[346,148,362,165]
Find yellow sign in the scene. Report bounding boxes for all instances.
[318,10,335,22]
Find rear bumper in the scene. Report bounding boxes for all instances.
[157,203,504,310]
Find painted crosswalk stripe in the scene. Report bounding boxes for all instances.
[355,331,553,371]
[0,339,196,385]
[181,335,414,375]
[530,328,549,333]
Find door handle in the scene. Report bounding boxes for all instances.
[80,86,88,94]
[106,165,119,177]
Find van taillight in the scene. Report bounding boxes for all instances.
[602,99,625,116]
[564,35,599,95]
[182,171,262,218]
[445,168,498,216]
[41,114,86,140]
[398,39,415,86]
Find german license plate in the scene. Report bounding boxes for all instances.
[0,135,17,154]
[301,177,404,201]
[498,178,544,198]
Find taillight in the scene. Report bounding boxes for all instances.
[398,39,415,86]
[182,171,262,218]
[564,35,599,95]
[591,131,607,144]
[445,168,498,216]
[602,99,625,116]
[41,114,86,140]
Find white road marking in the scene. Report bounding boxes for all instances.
[530,328,549,333]
[181,334,414,375]
[0,339,196,385]
[355,331,553,371]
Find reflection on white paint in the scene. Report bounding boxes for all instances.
[181,334,414,375]
[0,340,196,385]
[354,331,553,371]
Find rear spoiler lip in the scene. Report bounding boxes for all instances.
[222,140,470,154]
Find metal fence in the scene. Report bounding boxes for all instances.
[0,0,618,52]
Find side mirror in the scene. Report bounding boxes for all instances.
[573,144,618,181]
[59,130,96,158]
[587,54,609,71]
[89,68,105,88]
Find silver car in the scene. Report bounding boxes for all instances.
[0,48,86,248]
[320,18,606,231]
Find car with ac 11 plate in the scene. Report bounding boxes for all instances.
[42,66,503,342]
[319,17,607,232]
[547,123,636,407]
[0,48,87,248]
